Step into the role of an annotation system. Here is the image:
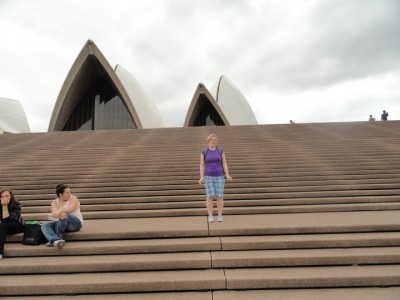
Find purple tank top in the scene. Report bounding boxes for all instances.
[204,148,224,176]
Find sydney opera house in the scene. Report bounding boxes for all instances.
[1,40,257,133]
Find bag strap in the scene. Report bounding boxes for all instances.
[202,147,223,161]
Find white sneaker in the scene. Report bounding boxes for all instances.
[208,215,214,223]
[47,241,54,247]
[0,254,3,259]
[53,239,65,249]
[218,215,224,222]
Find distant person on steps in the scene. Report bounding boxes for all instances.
[381,110,389,121]
[41,184,83,249]
[0,188,24,259]
[199,134,232,223]
[368,115,376,121]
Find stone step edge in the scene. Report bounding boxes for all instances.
[4,288,400,300]
[1,246,400,275]
[5,232,400,256]
[1,265,400,295]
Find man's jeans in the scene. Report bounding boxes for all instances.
[41,214,82,243]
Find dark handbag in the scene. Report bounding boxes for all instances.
[23,221,47,245]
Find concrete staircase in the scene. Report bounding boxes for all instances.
[1,121,400,299]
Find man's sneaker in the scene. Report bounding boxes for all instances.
[208,215,214,223]
[218,215,224,222]
[0,254,3,259]
[46,241,54,247]
[53,239,65,249]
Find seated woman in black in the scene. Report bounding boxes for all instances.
[0,188,24,259]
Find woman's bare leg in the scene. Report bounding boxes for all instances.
[216,197,224,216]
[206,197,214,216]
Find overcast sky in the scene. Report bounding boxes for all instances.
[1,0,399,132]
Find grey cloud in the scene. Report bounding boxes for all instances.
[216,0,400,94]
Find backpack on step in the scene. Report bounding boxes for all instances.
[22,221,47,246]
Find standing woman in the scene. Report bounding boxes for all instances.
[0,188,24,259]
[199,134,232,223]
[41,184,83,249]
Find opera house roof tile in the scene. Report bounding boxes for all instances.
[209,75,258,126]
[115,64,164,128]
[0,97,30,133]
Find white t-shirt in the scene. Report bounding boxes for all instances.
[54,196,84,224]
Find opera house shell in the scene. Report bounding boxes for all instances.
[0,97,30,133]
[184,75,257,127]
[48,40,163,131]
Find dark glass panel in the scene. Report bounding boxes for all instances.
[192,94,225,126]
[63,76,136,131]
[63,91,94,131]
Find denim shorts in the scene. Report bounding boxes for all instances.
[204,176,225,197]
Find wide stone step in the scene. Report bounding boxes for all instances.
[0,252,212,274]
[1,292,212,300]
[5,237,221,257]
[3,288,400,300]
[4,166,400,184]
[5,232,400,257]
[13,183,400,199]
[16,189,400,204]
[214,287,400,300]
[20,195,400,211]
[208,211,400,236]
[224,265,400,289]
[220,232,400,250]
[0,269,226,296]
[7,173,400,187]
[212,247,400,268]
[6,232,400,257]
[4,164,400,179]
[5,171,400,190]
[14,182,400,203]
[18,194,400,207]
[7,211,400,244]
[21,202,400,221]
[1,247,399,275]
[1,265,399,296]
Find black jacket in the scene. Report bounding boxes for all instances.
[1,202,23,224]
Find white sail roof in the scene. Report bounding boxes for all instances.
[209,75,257,125]
[115,65,164,128]
[0,97,30,133]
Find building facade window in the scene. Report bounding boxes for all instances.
[63,77,136,131]
[193,95,225,126]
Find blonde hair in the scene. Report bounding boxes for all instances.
[207,134,218,142]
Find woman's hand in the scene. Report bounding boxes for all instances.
[1,198,10,205]
[199,177,204,185]
[59,212,68,220]
[2,205,10,218]
[226,175,233,181]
